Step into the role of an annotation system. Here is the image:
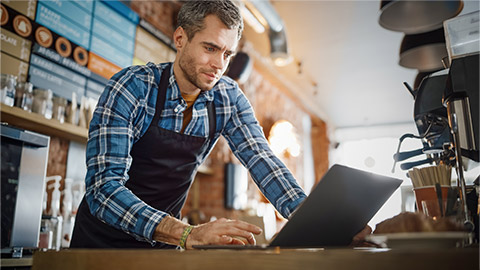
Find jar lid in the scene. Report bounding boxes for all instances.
[33,88,53,99]
[1,73,17,80]
[16,82,33,92]
[53,95,67,105]
[1,73,17,84]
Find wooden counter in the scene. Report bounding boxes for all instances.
[32,247,478,270]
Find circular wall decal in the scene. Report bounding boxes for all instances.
[35,26,53,48]
[1,5,9,26]
[73,46,88,66]
[55,37,72,58]
[13,15,32,37]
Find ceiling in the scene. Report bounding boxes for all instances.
[258,0,479,131]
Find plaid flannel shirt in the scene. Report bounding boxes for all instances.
[85,62,306,244]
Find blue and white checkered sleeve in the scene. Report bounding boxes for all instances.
[222,89,307,219]
[84,67,167,244]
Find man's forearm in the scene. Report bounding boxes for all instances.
[153,216,189,246]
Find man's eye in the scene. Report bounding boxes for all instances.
[206,47,215,52]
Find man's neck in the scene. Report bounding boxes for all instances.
[172,61,201,96]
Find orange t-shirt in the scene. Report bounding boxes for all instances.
[181,92,200,133]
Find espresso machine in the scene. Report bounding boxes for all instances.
[1,124,50,257]
[393,11,479,241]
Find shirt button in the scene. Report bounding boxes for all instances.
[174,108,179,113]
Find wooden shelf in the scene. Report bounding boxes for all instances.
[1,257,33,267]
[1,106,214,173]
[1,105,88,143]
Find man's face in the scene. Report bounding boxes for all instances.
[175,15,239,92]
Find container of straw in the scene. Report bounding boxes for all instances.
[414,186,450,214]
[409,164,452,214]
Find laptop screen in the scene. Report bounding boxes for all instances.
[269,164,402,247]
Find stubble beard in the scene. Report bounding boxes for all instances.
[179,50,216,92]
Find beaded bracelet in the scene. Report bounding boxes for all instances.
[179,225,193,250]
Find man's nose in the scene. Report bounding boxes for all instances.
[211,53,226,70]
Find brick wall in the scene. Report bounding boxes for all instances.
[44,136,69,214]
[46,136,69,179]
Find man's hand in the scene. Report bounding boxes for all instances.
[153,216,262,249]
[350,225,373,247]
[186,218,262,249]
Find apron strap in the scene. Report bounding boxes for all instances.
[207,100,216,140]
[152,64,171,125]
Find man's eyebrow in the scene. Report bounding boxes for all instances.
[201,41,236,55]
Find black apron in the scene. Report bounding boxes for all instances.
[70,64,216,248]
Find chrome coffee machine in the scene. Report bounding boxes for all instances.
[1,124,50,257]
[392,54,478,175]
[394,54,479,242]
[393,11,479,242]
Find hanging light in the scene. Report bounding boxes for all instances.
[269,28,292,67]
[378,0,463,34]
[399,27,448,71]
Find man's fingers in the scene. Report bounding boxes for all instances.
[223,227,258,242]
[246,233,256,245]
[189,218,262,247]
[226,219,262,235]
[218,235,253,245]
[219,235,234,244]
[353,225,372,241]
[231,238,246,245]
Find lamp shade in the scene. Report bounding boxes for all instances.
[399,27,448,72]
[379,0,463,34]
[269,28,292,66]
[226,52,253,84]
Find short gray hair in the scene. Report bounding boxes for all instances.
[177,0,244,41]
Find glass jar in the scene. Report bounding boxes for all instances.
[32,88,53,119]
[14,82,34,112]
[39,218,53,250]
[52,95,67,123]
[1,74,17,107]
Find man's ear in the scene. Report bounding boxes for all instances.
[173,26,187,50]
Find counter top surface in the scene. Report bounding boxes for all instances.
[31,247,479,270]
[1,257,33,267]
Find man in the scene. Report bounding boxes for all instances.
[71,1,367,249]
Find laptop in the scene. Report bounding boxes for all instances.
[193,164,403,249]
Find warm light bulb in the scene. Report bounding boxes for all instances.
[268,120,300,158]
